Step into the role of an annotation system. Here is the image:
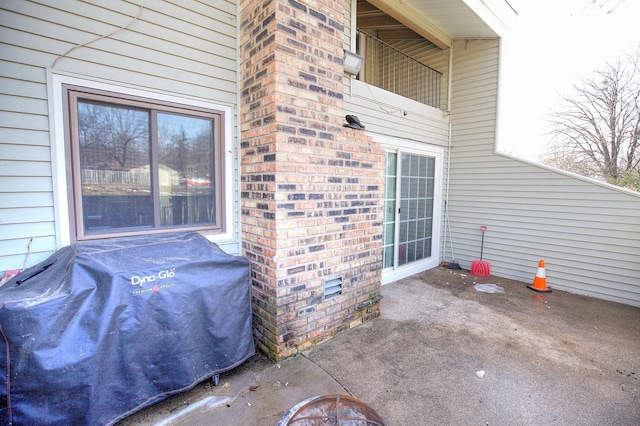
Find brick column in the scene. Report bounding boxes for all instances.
[240,0,384,360]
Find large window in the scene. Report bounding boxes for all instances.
[64,86,225,240]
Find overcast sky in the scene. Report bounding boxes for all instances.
[497,0,640,160]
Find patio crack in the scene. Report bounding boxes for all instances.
[300,351,354,396]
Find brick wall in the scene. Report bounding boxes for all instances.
[240,0,384,360]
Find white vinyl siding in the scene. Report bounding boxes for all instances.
[448,39,640,307]
[347,80,449,146]
[0,0,240,271]
[2,1,237,100]
[0,59,54,269]
[344,0,355,90]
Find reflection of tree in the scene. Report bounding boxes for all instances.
[192,128,214,178]
[159,125,187,174]
[158,117,213,180]
[78,102,149,170]
[78,106,215,184]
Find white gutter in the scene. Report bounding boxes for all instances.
[443,46,454,260]
[445,46,454,207]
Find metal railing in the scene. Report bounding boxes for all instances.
[357,30,442,108]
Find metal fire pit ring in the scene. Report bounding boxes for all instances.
[278,393,388,426]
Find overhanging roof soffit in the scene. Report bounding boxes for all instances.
[357,1,423,39]
[364,0,452,49]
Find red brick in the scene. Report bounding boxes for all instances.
[240,0,382,361]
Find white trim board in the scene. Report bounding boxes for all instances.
[46,71,237,250]
[371,132,445,285]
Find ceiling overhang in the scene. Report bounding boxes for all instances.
[357,0,517,50]
[364,0,453,49]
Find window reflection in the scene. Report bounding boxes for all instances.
[157,113,215,226]
[75,101,217,235]
[78,101,153,232]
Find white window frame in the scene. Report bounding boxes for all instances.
[47,72,235,248]
[372,133,444,285]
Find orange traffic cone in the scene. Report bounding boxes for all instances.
[527,260,551,293]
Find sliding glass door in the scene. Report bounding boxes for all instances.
[382,146,442,283]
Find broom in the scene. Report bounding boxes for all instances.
[470,225,490,276]
[444,202,461,269]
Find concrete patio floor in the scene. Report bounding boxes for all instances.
[118,267,640,425]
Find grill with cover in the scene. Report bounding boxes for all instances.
[0,232,254,425]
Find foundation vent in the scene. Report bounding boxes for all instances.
[323,277,343,301]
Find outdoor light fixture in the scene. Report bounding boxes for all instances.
[343,50,363,76]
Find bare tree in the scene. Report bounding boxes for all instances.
[544,50,640,189]
[78,102,149,170]
[541,142,596,177]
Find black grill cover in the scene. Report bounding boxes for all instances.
[0,232,254,425]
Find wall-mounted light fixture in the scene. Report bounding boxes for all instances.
[343,50,363,76]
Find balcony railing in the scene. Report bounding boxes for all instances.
[357,30,442,109]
